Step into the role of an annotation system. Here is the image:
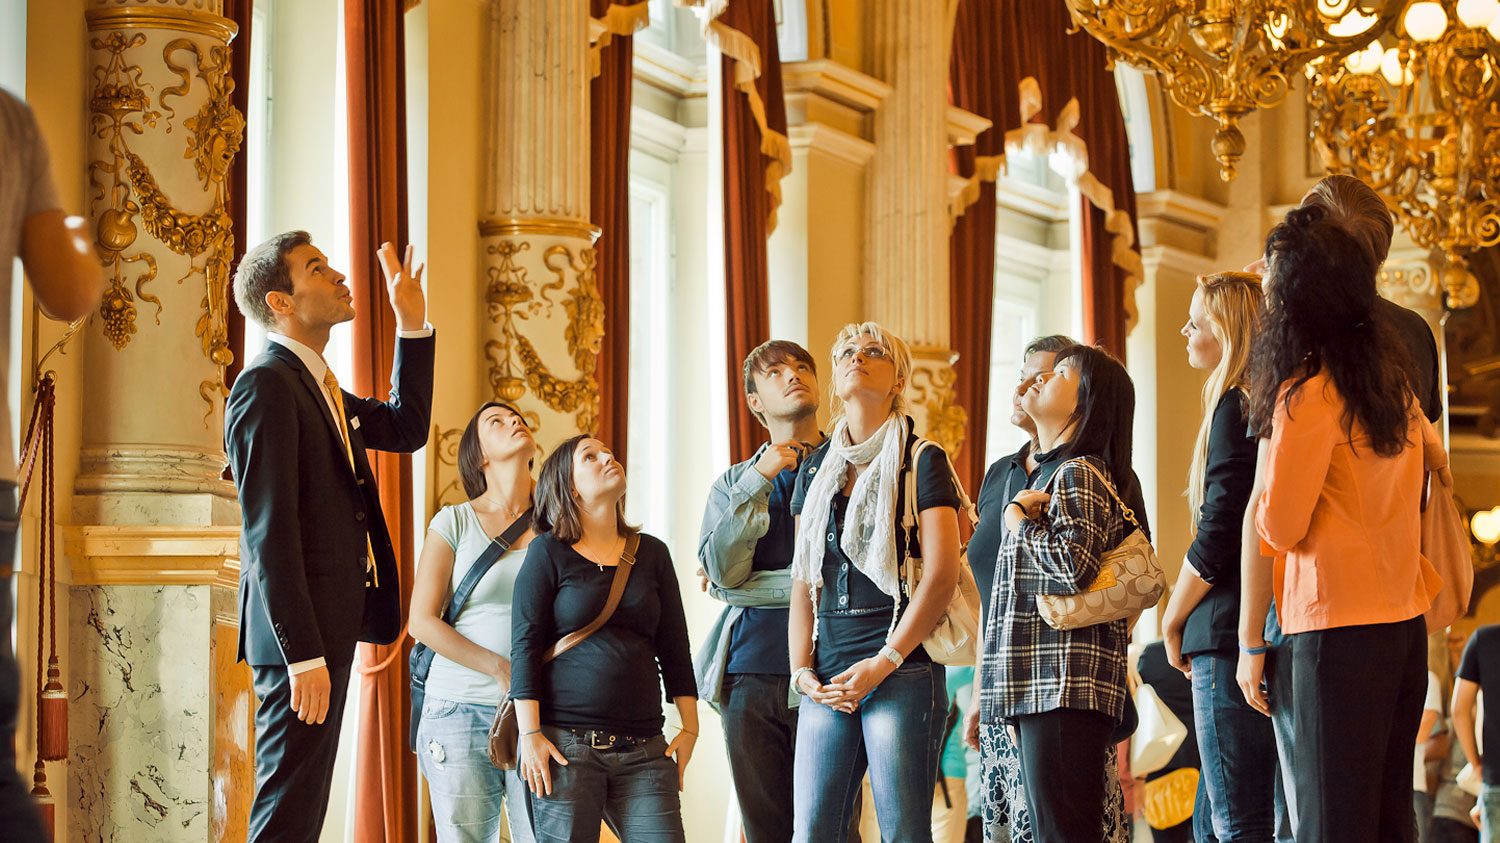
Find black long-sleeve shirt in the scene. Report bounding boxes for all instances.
[1181,390,1256,656]
[510,532,697,736]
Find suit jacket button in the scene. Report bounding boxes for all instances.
[355,511,366,521]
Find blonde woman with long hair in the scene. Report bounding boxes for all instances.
[787,322,962,842]
[1159,272,1274,841]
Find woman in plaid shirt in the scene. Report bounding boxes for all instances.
[979,344,1138,843]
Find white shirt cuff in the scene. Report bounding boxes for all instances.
[397,323,434,339]
[288,657,327,675]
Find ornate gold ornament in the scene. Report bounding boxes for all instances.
[427,426,466,516]
[1308,0,1500,308]
[1064,0,1401,180]
[483,240,604,435]
[910,364,968,463]
[87,23,243,418]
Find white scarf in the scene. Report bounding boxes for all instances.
[791,414,908,602]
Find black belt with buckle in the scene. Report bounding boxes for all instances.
[566,728,652,751]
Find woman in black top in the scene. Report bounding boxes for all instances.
[511,435,698,843]
[787,321,962,843]
[1158,271,1273,841]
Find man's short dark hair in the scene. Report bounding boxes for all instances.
[742,339,817,426]
[233,231,311,329]
[1024,334,1077,358]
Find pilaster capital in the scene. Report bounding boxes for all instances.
[65,525,240,588]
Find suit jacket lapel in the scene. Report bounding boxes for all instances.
[264,344,354,463]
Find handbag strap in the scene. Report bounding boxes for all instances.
[1045,457,1144,533]
[541,533,640,664]
[440,507,535,627]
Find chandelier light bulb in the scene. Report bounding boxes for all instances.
[1457,0,1500,28]
[1404,1,1450,41]
[1472,507,1500,544]
[1346,42,1386,73]
[1381,47,1413,83]
[1490,10,1500,37]
[1330,10,1380,36]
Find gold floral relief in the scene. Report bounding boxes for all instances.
[88,27,243,420]
[911,364,968,462]
[482,241,604,435]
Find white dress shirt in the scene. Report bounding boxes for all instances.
[264,325,432,676]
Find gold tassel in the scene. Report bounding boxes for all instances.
[38,656,67,761]
[30,760,54,839]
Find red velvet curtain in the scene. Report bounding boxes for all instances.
[948,0,1001,495]
[224,0,252,389]
[590,0,646,453]
[994,0,1138,358]
[716,0,788,465]
[344,1,417,841]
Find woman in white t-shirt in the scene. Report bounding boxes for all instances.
[409,401,538,843]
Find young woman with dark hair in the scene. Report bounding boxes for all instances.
[979,343,1141,843]
[1238,204,1444,843]
[510,435,698,843]
[408,401,538,842]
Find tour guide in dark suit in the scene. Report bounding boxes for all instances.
[226,231,434,841]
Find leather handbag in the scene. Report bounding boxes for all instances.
[1034,459,1165,631]
[1421,454,1474,634]
[900,439,983,666]
[487,533,640,770]
[409,508,533,753]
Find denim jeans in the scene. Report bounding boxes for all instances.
[0,482,42,842]
[416,697,534,843]
[721,673,798,843]
[792,661,946,843]
[528,726,684,843]
[1191,651,1277,842]
[1480,783,1500,843]
[1265,601,1297,843]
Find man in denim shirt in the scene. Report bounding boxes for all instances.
[695,340,823,843]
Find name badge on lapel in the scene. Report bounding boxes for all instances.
[350,416,361,431]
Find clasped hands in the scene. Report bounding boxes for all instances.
[795,655,897,713]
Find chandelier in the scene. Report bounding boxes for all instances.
[1064,0,1402,180]
[1308,0,1500,308]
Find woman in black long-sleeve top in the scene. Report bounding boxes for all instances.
[511,435,698,843]
[1159,272,1273,841]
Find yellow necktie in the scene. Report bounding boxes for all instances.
[323,368,379,588]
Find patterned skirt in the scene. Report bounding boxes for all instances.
[978,721,1130,843]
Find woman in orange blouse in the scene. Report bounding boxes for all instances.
[1237,204,1443,843]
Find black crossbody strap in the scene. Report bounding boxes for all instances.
[440,507,534,626]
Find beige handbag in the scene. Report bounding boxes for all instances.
[902,440,983,666]
[1034,459,1164,631]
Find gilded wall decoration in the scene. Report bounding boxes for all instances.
[427,426,465,520]
[483,241,604,434]
[911,365,968,462]
[88,28,243,418]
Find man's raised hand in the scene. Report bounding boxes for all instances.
[377,241,426,332]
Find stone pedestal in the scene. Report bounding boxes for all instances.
[67,3,251,840]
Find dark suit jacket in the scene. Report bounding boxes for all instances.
[225,334,434,668]
[1182,390,1256,656]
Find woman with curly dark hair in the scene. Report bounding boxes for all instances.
[1237,204,1445,843]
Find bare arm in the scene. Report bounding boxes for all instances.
[1236,440,1275,716]
[665,696,699,789]
[407,529,510,686]
[1454,678,1482,774]
[20,211,103,321]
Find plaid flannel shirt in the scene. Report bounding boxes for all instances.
[979,455,1130,723]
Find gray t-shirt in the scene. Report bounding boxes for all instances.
[1,89,62,482]
[422,502,528,706]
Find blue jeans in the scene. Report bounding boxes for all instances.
[528,726,684,843]
[792,661,946,843]
[0,483,41,842]
[1265,602,1297,843]
[721,673,798,843]
[1191,652,1277,842]
[1480,783,1500,843]
[416,697,534,843]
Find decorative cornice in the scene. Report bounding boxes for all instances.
[630,106,689,163]
[1139,243,1220,278]
[1136,190,1228,231]
[781,59,891,114]
[66,525,240,587]
[787,122,876,167]
[945,105,992,147]
[85,6,238,42]
[478,217,602,243]
[633,41,707,98]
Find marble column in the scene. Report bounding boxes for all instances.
[479,0,602,455]
[863,0,967,456]
[68,2,251,840]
